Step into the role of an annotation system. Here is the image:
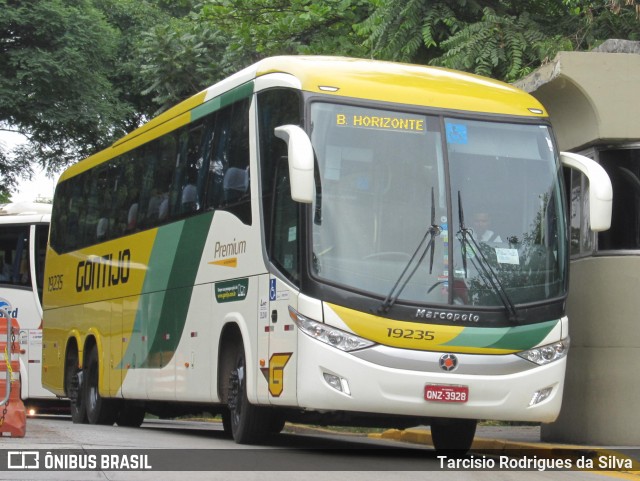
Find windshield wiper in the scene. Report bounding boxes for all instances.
[378,188,441,314]
[457,191,519,323]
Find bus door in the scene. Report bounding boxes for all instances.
[260,274,297,407]
[264,151,302,406]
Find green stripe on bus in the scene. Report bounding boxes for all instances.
[443,320,557,351]
[441,327,511,349]
[487,319,558,351]
[120,212,214,370]
[144,222,184,292]
[191,81,254,122]
[142,211,214,368]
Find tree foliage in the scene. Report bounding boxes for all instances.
[0,0,128,196]
[137,17,227,115]
[0,0,197,196]
[356,0,640,80]
[1,0,640,199]
[198,0,370,71]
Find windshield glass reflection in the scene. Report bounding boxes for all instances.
[310,103,567,308]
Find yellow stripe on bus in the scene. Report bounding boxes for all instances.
[328,303,517,354]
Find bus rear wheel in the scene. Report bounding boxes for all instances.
[65,349,87,424]
[227,344,270,444]
[430,418,477,455]
[116,402,146,427]
[84,347,117,425]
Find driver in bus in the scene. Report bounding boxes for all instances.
[472,211,502,243]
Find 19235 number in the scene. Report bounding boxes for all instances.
[48,274,63,292]
[386,328,435,341]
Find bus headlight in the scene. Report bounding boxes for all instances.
[288,306,375,352]
[517,338,570,365]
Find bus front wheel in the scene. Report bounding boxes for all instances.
[430,418,477,454]
[227,344,270,444]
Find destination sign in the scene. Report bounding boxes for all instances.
[336,113,425,132]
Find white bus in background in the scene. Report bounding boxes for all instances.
[0,202,65,414]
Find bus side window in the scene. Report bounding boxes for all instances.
[168,123,204,219]
[0,226,30,285]
[271,156,299,283]
[257,88,303,253]
[204,98,252,225]
[151,134,177,225]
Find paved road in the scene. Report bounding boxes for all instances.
[0,416,634,481]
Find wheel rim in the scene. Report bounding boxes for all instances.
[66,356,83,412]
[87,363,98,415]
[228,355,245,431]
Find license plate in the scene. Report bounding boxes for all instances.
[424,384,469,403]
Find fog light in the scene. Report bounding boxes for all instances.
[323,372,351,395]
[323,373,342,391]
[529,386,553,406]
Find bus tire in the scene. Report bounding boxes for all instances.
[220,408,233,438]
[430,418,477,455]
[84,347,117,425]
[227,344,270,444]
[65,349,87,424]
[116,403,146,427]
[268,412,286,434]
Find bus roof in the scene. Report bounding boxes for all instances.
[59,56,548,183]
[253,56,547,116]
[0,202,52,217]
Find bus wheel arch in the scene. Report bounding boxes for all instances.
[217,322,243,404]
[217,322,270,444]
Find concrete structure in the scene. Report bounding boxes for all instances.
[515,40,640,445]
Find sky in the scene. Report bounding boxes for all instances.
[1,130,58,203]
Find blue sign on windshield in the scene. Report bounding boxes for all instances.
[446,123,468,144]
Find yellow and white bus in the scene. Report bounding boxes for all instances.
[42,56,612,451]
[0,202,66,414]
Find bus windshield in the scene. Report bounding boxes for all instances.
[310,102,567,308]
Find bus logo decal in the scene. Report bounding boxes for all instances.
[416,308,480,323]
[209,238,246,268]
[0,298,18,318]
[214,278,249,303]
[75,249,131,293]
[260,353,292,397]
[439,354,458,372]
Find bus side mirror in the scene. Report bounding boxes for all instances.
[560,151,613,232]
[274,125,315,204]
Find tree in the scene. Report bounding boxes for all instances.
[0,0,199,196]
[356,0,640,82]
[136,16,228,115]
[0,0,129,195]
[134,0,372,113]
[3,0,640,200]
[198,0,370,72]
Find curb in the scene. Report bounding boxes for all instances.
[370,428,640,478]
